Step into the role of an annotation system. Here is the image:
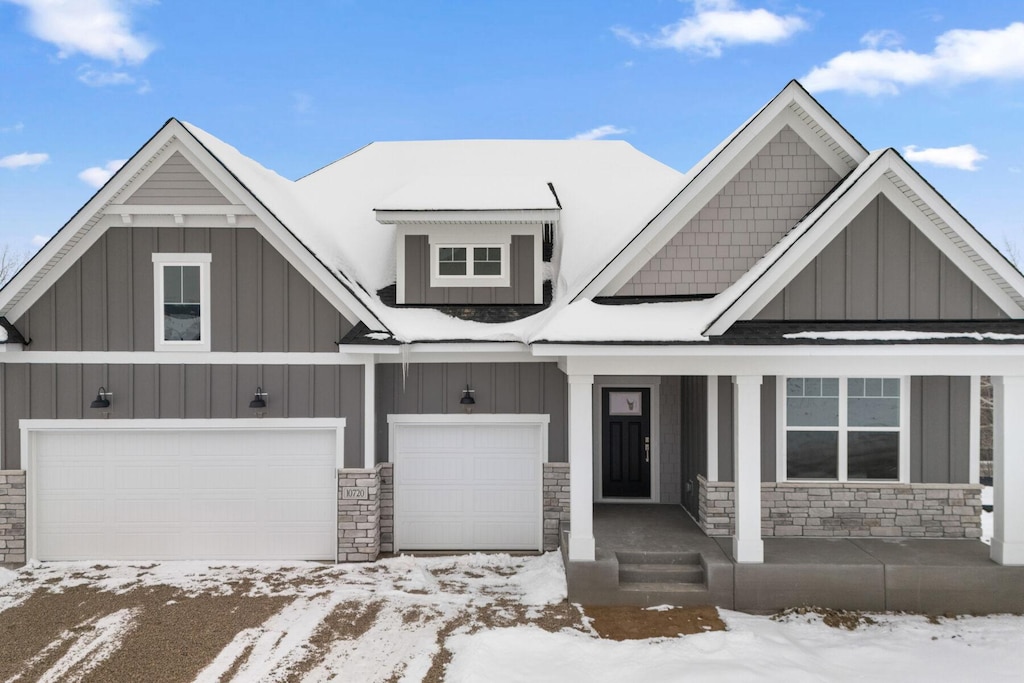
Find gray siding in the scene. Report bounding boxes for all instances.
[757,194,1007,320]
[404,234,535,304]
[716,375,777,483]
[0,363,365,469]
[618,126,841,297]
[375,362,566,463]
[659,376,682,504]
[125,151,230,205]
[910,376,971,484]
[14,227,353,352]
[679,375,707,515]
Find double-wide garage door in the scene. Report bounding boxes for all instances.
[27,420,343,561]
[391,418,547,552]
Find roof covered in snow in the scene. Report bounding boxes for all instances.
[375,175,561,212]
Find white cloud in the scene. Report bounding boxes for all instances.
[6,0,154,64]
[0,152,49,169]
[31,234,48,247]
[572,125,629,141]
[613,0,807,57]
[0,122,25,134]
[292,91,313,115]
[903,144,986,171]
[860,29,902,50]
[77,66,135,87]
[77,158,126,188]
[803,22,1024,95]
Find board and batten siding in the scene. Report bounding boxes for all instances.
[0,363,365,470]
[375,362,567,463]
[756,194,1007,320]
[679,375,708,515]
[124,151,230,206]
[404,234,535,304]
[13,226,353,352]
[711,375,970,485]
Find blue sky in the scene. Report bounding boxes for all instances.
[2,0,1023,258]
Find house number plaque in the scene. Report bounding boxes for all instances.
[342,487,368,500]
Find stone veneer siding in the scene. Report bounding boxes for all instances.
[543,463,570,551]
[0,471,26,565]
[379,463,394,553]
[337,465,383,562]
[618,126,840,297]
[698,476,982,539]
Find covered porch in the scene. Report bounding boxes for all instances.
[543,343,1024,610]
[563,503,1024,613]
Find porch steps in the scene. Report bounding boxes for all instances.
[616,551,707,594]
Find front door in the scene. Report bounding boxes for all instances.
[601,388,651,498]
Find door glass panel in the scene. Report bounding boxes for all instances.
[608,391,642,416]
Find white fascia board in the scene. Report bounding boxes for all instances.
[375,209,559,225]
[104,204,253,216]
[585,86,865,300]
[548,345,1024,378]
[0,350,377,365]
[21,417,346,431]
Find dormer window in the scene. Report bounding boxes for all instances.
[431,241,510,288]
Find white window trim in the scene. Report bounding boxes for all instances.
[152,253,211,352]
[429,241,511,288]
[776,376,910,484]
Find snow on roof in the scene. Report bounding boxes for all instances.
[375,176,560,212]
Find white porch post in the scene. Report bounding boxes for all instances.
[992,375,1024,565]
[732,375,764,563]
[363,357,376,469]
[567,373,595,561]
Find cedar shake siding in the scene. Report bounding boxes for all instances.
[0,363,365,470]
[403,234,536,304]
[375,362,567,463]
[13,226,353,352]
[618,126,841,297]
[756,194,1007,321]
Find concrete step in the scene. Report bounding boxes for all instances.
[615,550,703,566]
[618,581,710,594]
[619,563,705,585]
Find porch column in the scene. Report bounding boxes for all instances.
[733,375,764,563]
[567,373,595,561]
[992,375,1024,565]
[363,357,376,469]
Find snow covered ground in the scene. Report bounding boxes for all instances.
[1,551,1022,682]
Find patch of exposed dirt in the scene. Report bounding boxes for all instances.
[583,604,727,640]
[0,584,289,683]
[772,606,879,630]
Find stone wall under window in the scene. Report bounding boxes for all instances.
[698,475,982,538]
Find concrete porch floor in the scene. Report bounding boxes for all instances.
[563,504,1024,614]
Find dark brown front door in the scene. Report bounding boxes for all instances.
[602,388,651,498]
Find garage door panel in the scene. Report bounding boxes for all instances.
[393,421,543,551]
[31,424,340,561]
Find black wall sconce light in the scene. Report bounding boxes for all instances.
[249,386,268,410]
[90,387,112,409]
[460,384,476,414]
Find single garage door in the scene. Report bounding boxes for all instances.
[390,416,547,551]
[26,419,344,561]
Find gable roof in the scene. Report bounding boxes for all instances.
[575,80,869,302]
[0,119,387,332]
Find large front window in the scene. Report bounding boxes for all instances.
[784,377,904,481]
[153,253,211,351]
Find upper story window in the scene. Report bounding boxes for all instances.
[781,376,908,482]
[430,242,509,288]
[152,253,211,352]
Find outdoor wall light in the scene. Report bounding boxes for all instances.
[90,387,112,409]
[460,385,476,414]
[249,386,268,410]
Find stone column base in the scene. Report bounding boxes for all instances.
[0,471,26,565]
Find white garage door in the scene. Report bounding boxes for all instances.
[26,420,343,561]
[391,417,547,551]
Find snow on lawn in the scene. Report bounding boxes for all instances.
[448,609,1024,683]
